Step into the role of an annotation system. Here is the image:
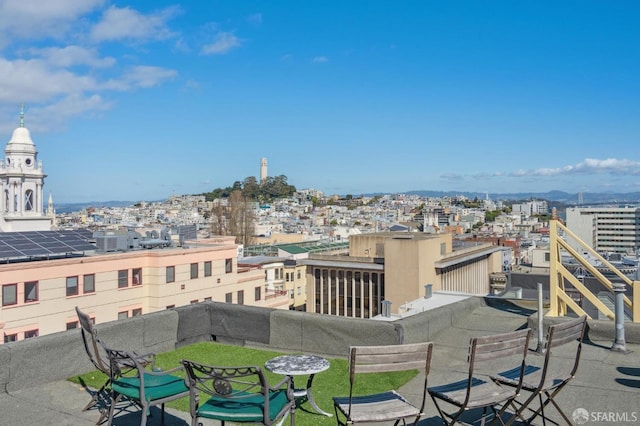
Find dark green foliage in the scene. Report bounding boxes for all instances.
[202,175,297,202]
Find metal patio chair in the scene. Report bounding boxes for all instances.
[492,316,587,426]
[428,328,532,426]
[105,347,189,426]
[181,359,296,426]
[76,306,114,424]
[332,342,433,426]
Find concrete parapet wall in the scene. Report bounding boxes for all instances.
[0,296,523,393]
[397,296,485,343]
[527,312,640,345]
[269,309,399,356]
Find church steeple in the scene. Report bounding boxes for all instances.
[0,104,51,231]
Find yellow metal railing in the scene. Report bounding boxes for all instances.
[548,220,640,322]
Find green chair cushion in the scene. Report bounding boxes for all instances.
[113,373,188,402]
[198,389,290,422]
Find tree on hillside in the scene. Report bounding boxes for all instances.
[202,174,296,203]
[209,190,256,246]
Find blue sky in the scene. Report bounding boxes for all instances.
[0,1,639,203]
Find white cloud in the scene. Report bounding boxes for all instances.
[124,65,177,88]
[0,0,104,43]
[201,32,241,55]
[28,46,116,68]
[440,173,463,181]
[312,56,328,63]
[0,58,98,103]
[91,5,178,42]
[103,66,177,90]
[247,13,262,25]
[508,158,640,177]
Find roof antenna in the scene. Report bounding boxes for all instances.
[19,103,24,128]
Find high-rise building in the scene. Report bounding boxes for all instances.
[566,207,640,253]
[0,105,52,231]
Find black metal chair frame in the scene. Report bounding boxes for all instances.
[181,359,296,426]
[76,306,114,424]
[105,347,189,426]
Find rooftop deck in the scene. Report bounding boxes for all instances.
[1,298,638,425]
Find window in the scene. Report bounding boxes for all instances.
[118,270,128,288]
[297,271,301,280]
[225,292,232,303]
[4,333,17,343]
[190,263,198,279]
[132,308,142,317]
[118,311,129,320]
[24,329,38,339]
[66,321,78,330]
[225,258,233,273]
[24,190,34,211]
[83,274,95,293]
[275,269,279,279]
[132,268,142,286]
[297,286,302,295]
[255,286,261,301]
[204,261,212,277]
[166,305,175,309]
[237,290,244,305]
[204,297,212,301]
[166,266,175,283]
[190,299,198,304]
[545,252,551,262]
[285,273,290,282]
[66,277,78,297]
[24,281,38,303]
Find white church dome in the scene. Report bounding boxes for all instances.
[6,126,37,155]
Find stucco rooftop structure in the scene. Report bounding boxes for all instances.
[303,231,505,318]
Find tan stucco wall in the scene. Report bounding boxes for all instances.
[0,243,289,342]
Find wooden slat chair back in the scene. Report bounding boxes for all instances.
[181,360,295,426]
[429,328,532,426]
[333,342,433,426]
[493,316,587,426]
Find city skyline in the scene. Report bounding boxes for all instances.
[0,1,639,203]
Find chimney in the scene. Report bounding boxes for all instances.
[424,284,433,299]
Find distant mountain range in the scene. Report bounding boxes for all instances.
[54,191,640,214]
[383,190,640,205]
[55,200,138,214]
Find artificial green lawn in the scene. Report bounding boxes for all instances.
[70,341,418,425]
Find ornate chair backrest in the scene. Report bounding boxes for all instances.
[75,306,109,374]
[181,360,285,425]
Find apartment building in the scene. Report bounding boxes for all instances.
[566,207,640,253]
[0,235,289,343]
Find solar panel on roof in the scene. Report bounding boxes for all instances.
[0,229,97,260]
[21,248,53,256]
[0,249,21,258]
